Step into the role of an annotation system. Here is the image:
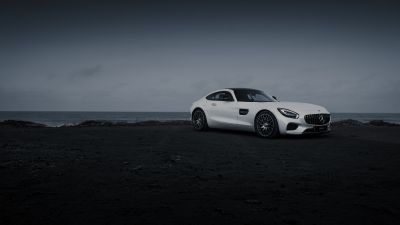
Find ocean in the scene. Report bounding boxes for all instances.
[0,111,399,127]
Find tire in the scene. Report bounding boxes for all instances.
[192,109,208,131]
[254,111,279,138]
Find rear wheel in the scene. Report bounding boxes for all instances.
[192,109,208,131]
[255,111,279,138]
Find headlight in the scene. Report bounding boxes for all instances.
[278,108,299,119]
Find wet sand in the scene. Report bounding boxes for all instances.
[1,124,400,225]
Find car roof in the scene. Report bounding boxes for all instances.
[204,88,262,98]
[225,88,261,91]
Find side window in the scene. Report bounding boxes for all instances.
[206,93,215,100]
[214,92,224,101]
[215,92,234,101]
[206,91,234,101]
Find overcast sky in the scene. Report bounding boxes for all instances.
[0,0,399,112]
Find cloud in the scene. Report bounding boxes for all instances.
[73,65,103,78]
[80,65,102,77]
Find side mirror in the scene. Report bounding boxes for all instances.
[272,96,278,101]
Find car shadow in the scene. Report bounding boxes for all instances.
[206,128,258,138]
[204,128,331,140]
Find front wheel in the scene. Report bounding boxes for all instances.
[192,109,208,131]
[255,111,279,138]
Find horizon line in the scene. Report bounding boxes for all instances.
[0,110,400,114]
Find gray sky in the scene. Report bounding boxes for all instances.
[1,0,399,112]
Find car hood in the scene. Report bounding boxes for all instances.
[267,101,329,115]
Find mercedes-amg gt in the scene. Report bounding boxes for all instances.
[190,88,330,138]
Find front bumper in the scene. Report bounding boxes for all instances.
[302,124,331,134]
[285,123,331,135]
[276,114,331,135]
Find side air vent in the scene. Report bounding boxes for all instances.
[286,123,298,131]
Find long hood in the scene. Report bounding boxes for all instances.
[267,101,329,115]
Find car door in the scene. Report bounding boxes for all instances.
[235,101,256,129]
[234,91,263,131]
[205,91,237,129]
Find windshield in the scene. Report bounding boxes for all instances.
[233,89,276,102]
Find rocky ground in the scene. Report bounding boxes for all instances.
[0,122,400,225]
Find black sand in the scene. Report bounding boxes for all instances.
[1,124,400,225]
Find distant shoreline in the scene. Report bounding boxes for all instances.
[1,112,400,127]
[0,119,399,128]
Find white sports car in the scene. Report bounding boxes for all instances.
[190,88,331,138]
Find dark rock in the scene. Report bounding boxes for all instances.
[133,120,191,126]
[75,120,115,127]
[331,119,364,127]
[332,119,399,127]
[368,120,399,127]
[71,120,191,127]
[0,120,47,127]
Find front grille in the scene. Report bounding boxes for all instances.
[304,113,330,125]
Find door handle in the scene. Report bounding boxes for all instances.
[211,103,217,106]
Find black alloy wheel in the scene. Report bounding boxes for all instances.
[255,111,279,138]
[192,109,208,131]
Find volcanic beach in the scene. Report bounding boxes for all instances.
[0,120,399,225]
